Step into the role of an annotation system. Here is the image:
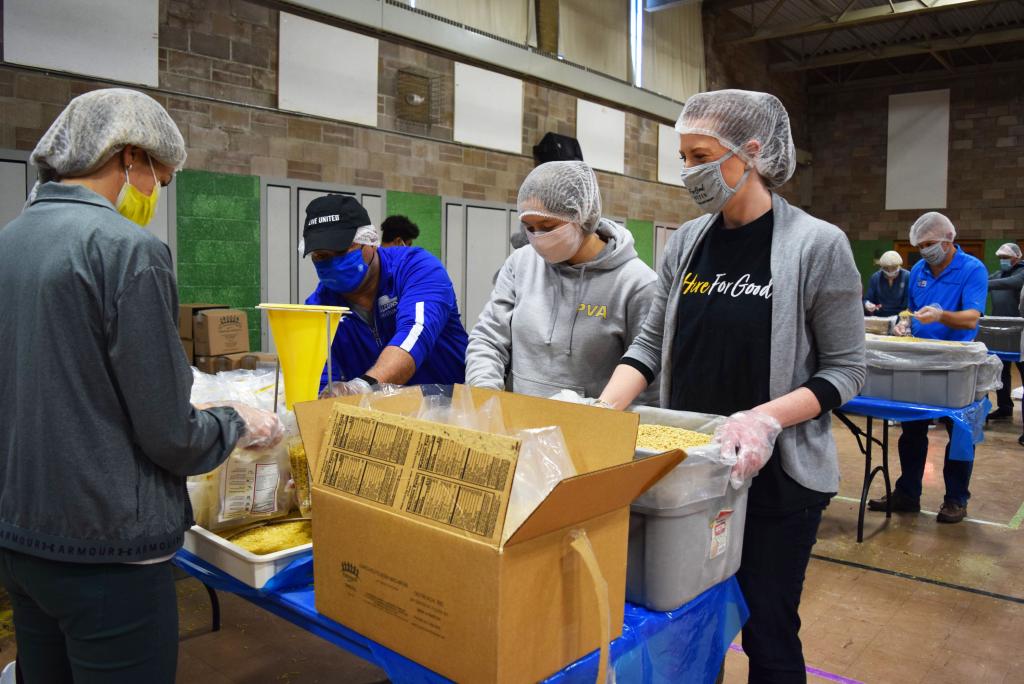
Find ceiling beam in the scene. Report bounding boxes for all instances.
[722,0,1001,45]
[807,56,1024,92]
[771,25,1024,70]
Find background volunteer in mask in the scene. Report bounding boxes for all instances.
[466,161,659,402]
[302,195,468,395]
[864,250,909,318]
[597,89,866,684]
[0,88,282,684]
[987,242,1024,421]
[873,212,987,522]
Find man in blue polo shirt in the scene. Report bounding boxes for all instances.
[302,195,468,394]
[869,212,988,523]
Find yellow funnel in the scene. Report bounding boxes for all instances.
[258,303,348,409]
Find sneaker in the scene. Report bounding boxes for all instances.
[988,409,1013,420]
[937,501,967,524]
[868,490,921,513]
[0,661,15,684]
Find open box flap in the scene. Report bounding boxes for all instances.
[503,449,685,547]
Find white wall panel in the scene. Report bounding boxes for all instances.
[886,89,950,210]
[454,63,523,154]
[657,124,684,187]
[576,99,625,175]
[464,206,509,331]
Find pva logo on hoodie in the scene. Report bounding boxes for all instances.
[577,303,608,319]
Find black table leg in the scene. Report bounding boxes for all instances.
[856,416,873,543]
[834,410,892,542]
[204,583,221,632]
[881,420,892,519]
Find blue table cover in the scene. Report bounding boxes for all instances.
[174,549,747,684]
[839,395,990,462]
[992,350,1021,363]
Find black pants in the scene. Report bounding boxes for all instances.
[896,419,973,506]
[996,361,1024,412]
[736,505,825,684]
[0,548,178,684]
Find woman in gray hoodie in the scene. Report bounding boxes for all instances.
[599,91,865,684]
[466,161,658,402]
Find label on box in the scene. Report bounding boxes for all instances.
[709,509,733,560]
[318,402,519,543]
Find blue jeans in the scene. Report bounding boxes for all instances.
[896,419,974,506]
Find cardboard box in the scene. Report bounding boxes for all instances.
[241,352,279,369]
[194,355,218,374]
[179,303,228,339]
[295,387,683,683]
[180,337,194,364]
[194,309,250,356]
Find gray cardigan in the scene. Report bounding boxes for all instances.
[623,193,866,493]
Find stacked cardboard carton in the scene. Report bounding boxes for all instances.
[178,304,270,374]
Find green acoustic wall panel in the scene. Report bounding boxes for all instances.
[850,239,893,291]
[386,191,442,260]
[175,170,262,351]
[626,219,655,268]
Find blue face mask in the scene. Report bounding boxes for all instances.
[1000,259,1013,271]
[314,249,369,293]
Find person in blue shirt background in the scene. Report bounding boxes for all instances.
[863,250,909,318]
[869,212,988,524]
[302,195,468,395]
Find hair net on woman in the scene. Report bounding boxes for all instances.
[909,212,956,246]
[675,89,796,189]
[518,161,603,233]
[996,242,1022,259]
[31,88,187,184]
[878,250,903,268]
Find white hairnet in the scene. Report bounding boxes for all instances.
[909,212,956,247]
[878,251,903,268]
[996,242,1022,259]
[675,89,796,189]
[31,88,186,183]
[517,161,602,233]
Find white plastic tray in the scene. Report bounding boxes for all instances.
[182,525,312,589]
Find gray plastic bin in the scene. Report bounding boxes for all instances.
[627,471,748,612]
[626,406,747,612]
[975,317,1024,354]
[860,365,978,408]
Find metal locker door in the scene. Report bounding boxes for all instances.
[464,206,510,332]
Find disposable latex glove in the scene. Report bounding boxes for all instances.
[319,378,374,398]
[893,320,911,336]
[713,410,783,490]
[217,402,285,450]
[864,301,879,313]
[914,304,944,325]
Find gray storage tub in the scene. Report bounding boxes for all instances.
[862,334,1002,408]
[975,316,1024,354]
[627,407,747,612]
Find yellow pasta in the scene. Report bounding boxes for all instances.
[227,520,312,555]
[636,424,712,452]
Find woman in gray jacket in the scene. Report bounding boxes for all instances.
[599,90,865,684]
[466,161,658,402]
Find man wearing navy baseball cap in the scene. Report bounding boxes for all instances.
[302,194,468,395]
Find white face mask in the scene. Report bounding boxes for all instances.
[526,222,585,263]
[882,268,899,277]
[920,242,947,266]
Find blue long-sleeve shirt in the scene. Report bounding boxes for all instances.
[306,247,468,387]
[864,268,909,318]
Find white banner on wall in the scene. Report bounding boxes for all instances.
[576,99,626,175]
[4,0,158,86]
[657,124,684,187]
[885,89,950,211]
[453,63,524,154]
[279,13,379,127]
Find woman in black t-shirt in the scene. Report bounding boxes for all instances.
[599,90,866,684]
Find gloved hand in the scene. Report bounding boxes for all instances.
[893,319,911,336]
[319,378,374,398]
[217,402,284,450]
[914,304,943,325]
[864,301,879,313]
[549,390,615,409]
[713,410,783,490]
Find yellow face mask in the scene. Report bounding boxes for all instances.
[115,158,160,227]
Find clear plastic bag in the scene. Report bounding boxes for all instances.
[189,368,298,529]
[865,334,992,370]
[630,406,731,511]
[502,426,577,544]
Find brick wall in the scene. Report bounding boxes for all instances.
[0,0,698,228]
[809,69,1024,241]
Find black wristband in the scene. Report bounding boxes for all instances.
[359,374,379,387]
